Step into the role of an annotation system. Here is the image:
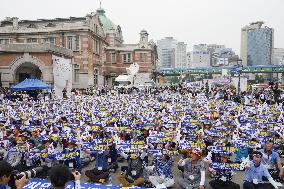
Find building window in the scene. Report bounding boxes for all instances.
[75,35,80,50]
[67,36,73,50]
[27,38,37,43]
[123,53,132,63]
[98,41,101,54]
[94,69,98,85]
[140,53,146,62]
[49,37,55,44]
[73,64,80,82]
[66,36,79,50]
[43,37,55,44]
[111,53,116,63]
[94,39,99,53]
[94,24,98,34]
[0,39,10,45]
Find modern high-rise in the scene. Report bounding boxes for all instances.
[186,52,191,68]
[176,42,187,68]
[191,44,211,68]
[157,37,177,69]
[273,48,284,65]
[241,21,274,66]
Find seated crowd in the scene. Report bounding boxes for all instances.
[0,85,284,189]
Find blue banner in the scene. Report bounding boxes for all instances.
[23,179,120,189]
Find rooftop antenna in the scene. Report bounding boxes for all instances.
[100,1,102,8]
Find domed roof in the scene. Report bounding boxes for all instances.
[96,7,116,31]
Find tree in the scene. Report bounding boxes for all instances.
[255,74,265,84]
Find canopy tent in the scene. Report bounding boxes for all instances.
[11,79,50,91]
[115,75,133,82]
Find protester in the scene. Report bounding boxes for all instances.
[149,154,175,188]
[261,142,284,180]
[85,150,109,184]
[119,151,146,187]
[178,149,205,189]
[209,153,240,189]
[0,84,283,189]
[243,151,279,189]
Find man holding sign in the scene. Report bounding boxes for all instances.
[209,153,240,189]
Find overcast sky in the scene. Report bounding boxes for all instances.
[1,0,284,55]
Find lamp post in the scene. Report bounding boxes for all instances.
[179,74,185,83]
[236,59,243,97]
[153,71,158,84]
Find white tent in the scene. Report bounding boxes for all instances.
[115,75,133,82]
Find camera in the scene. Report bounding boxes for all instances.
[8,167,43,189]
[69,169,80,181]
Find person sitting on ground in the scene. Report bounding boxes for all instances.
[61,140,81,171]
[178,149,205,189]
[107,143,118,172]
[119,150,146,187]
[209,153,240,189]
[149,154,175,188]
[243,151,279,189]
[85,149,109,184]
[261,141,284,180]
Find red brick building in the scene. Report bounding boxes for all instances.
[0,7,157,88]
[104,30,157,86]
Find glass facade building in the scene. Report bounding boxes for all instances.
[157,37,177,69]
[241,22,274,66]
[247,27,273,66]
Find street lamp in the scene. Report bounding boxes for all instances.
[236,59,243,97]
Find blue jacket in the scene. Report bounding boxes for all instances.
[62,148,82,171]
[91,151,108,171]
[0,184,8,189]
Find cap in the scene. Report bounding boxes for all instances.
[191,148,202,157]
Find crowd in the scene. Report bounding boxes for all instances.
[0,84,284,189]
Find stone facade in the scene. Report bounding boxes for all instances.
[0,44,72,87]
[0,7,157,88]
